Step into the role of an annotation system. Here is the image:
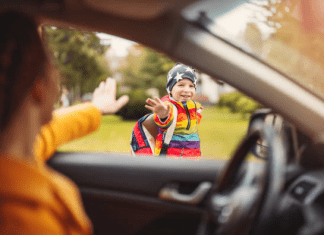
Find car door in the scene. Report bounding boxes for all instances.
[48,153,227,235]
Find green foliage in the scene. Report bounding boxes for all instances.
[121,47,174,98]
[43,26,111,99]
[116,88,150,120]
[58,106,249,160]
[117,46,175,120]
[236,96,260,116]
[218,92,242,112]
[218,92,261,118]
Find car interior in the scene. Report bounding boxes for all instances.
[3,0,324,234]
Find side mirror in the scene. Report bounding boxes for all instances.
[248,109,284,159]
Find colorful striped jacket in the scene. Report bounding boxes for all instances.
[154,96,202,159]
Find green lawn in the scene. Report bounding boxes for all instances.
[58,106,249,160]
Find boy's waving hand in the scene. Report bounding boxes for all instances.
[145,97,170,119]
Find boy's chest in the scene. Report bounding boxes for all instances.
[173,101,197,121]
[174,109,198,132]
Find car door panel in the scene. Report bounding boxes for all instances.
[48,153,226,196]
[48,153,226,235]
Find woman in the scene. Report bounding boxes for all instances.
[0,11,129,234]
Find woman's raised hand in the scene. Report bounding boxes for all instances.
[92,78,129,115]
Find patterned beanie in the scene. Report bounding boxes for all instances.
[166,62,198,94]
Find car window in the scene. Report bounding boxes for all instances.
[42,26,263,160]
[183,0,324,101]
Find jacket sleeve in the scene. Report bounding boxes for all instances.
[153,102,174,130]
[196,102,203,125]
[33,103,102,163]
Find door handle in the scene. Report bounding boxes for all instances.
[158,182,212,205]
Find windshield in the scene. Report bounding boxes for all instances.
[183,0,324,100]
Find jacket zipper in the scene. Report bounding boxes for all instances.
[183,103,191,130]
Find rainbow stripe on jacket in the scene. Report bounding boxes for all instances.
[154,96,202,159]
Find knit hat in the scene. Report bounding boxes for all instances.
[166,62,198,94]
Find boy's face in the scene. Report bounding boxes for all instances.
[171,78,196,102]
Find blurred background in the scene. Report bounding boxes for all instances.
[43,26,262,160]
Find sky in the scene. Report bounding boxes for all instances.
[96,32,136,57]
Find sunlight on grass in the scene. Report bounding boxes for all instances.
[199,106,249,160]
[58,106,249,160]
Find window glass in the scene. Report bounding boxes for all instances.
[183,0,324,101]
[43,26,263,161]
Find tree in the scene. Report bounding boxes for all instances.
[117,46,175,119]
[121,46,174,97]
[218,91,262,118]
[43,27,111,101]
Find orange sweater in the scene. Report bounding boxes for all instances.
[0,103,101,234]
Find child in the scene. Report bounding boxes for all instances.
[145,62,203,159]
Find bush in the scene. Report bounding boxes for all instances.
[218,91,261,118]
[117,88,151,120]
[218,92,243,113]
[236,96,260,118]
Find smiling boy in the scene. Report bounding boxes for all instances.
[145,63,202,159]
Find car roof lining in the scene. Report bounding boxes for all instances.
[1,0,191,53]
[2,0,197,20]
[83,0,197,20]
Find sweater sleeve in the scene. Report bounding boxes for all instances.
[33,103,102,163]
[153,102,174,130]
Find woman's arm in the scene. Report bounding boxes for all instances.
[33,78,129,163]
[33,103,101,163]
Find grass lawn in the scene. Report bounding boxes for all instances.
[58,106,249,160]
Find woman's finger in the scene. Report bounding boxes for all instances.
[115,95,129,111]
[105,78,116,98]
[93,87,99,98]
[98,81,105,94]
